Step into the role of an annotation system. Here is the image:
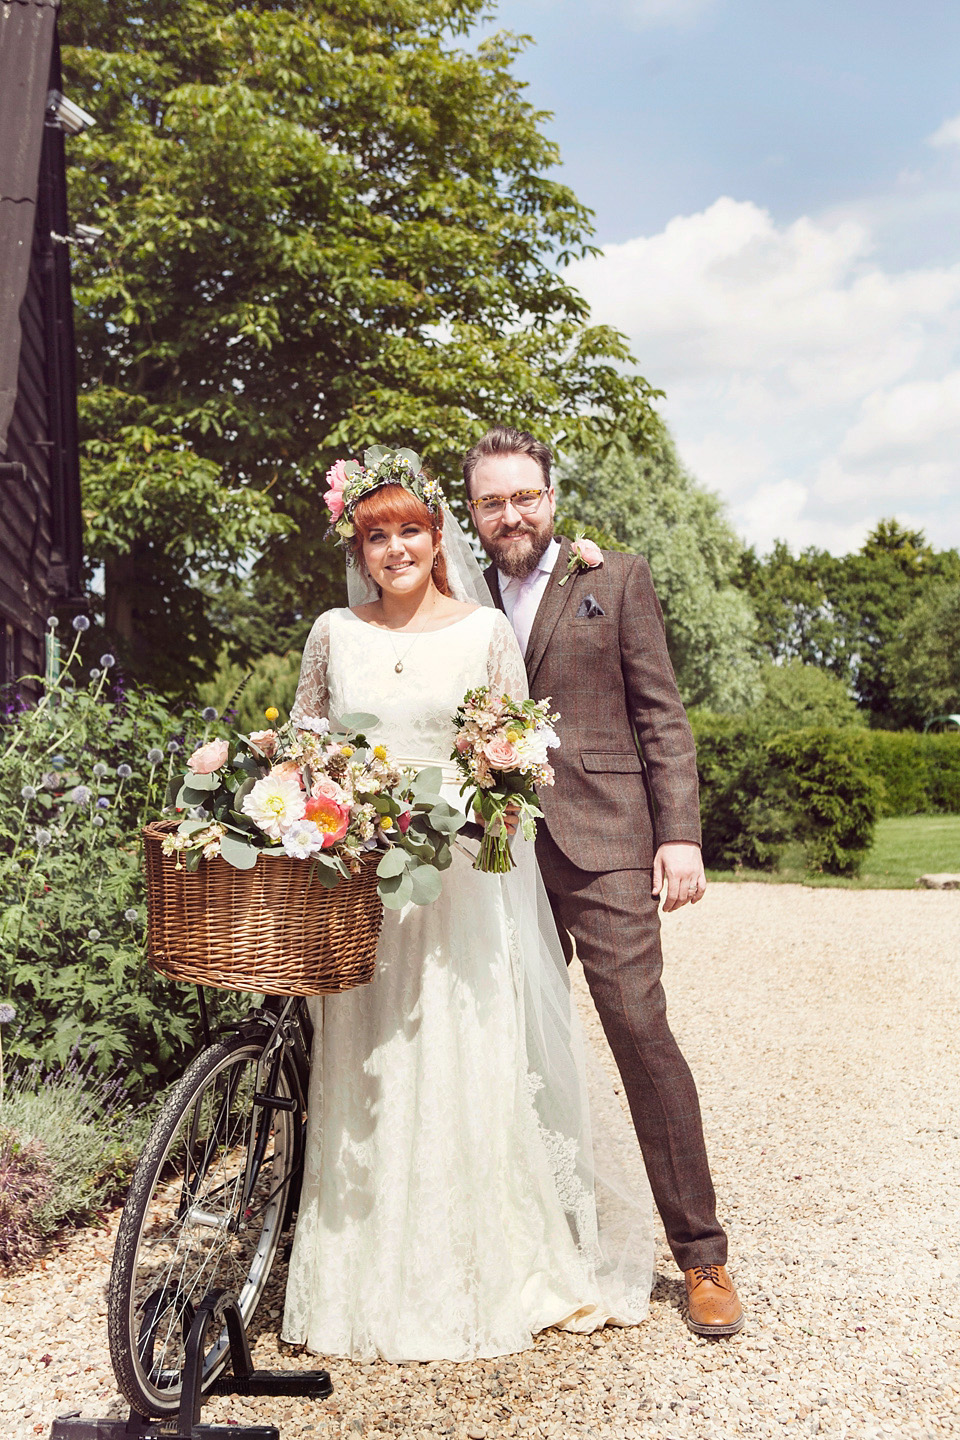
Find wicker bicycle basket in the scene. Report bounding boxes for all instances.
[143,820,383,996]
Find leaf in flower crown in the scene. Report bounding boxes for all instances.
[364,444,390,467]
[396,447,421,471]
[343,459,362,476]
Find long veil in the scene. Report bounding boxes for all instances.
[349,505,655,1318]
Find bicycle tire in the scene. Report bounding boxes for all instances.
[107,1031,302,1417]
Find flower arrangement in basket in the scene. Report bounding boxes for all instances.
[163,707,465,904]
[145,709,466,996]
[451,689,560,872]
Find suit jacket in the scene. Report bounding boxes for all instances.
[485,536,701,872]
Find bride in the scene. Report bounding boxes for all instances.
[281,448,653,1363]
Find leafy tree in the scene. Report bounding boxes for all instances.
[61,1,661,690]
[755,660,864,733]
[736,520,960,724]
[558,436,761,711]
[886,584,960,728]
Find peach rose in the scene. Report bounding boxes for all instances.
[313,776,348,804]
[483,737,520,771]
[187,738,229,775]
[304,794,351,847]
[248,729,278,758]
[272,759,304,786]
[455,733,472,754]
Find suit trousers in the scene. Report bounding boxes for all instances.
[536,827,728,1272]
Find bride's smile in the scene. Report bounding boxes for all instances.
[362,520,437,596]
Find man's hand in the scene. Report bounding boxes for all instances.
[652,842,706,912]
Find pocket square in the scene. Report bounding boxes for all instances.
[576,594,605,618]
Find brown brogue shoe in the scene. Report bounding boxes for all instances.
[684,1264,744,1337]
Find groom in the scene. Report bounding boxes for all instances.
[464,425,743,1337]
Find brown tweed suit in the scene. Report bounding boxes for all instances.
[486,536,727,1270]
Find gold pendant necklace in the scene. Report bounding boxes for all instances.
[385,618,432,673]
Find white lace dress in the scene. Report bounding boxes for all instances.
[281,606,652,1362]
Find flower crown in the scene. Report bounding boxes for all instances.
[323,444,446,548]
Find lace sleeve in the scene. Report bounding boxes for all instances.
[290,612,331,727]
[486,611,529,703]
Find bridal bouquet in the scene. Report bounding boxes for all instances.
[161,710,464,909]
[451,687,560,872]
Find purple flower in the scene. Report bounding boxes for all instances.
[96,797,110,809]
[72,615,90,632]
[117,764,132,779]
[146,748,163,765]
[201,706,218,722]
[70,786,92,806]
[100,653,116,668]
[20,785,37,801]
[0,1004,16,1024]
[92,763,108,779]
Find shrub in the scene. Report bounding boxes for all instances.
[767,728,882,875]
[0,1055,151,1269]
[923,733,960,813]
[0,619,238,1099]
[195,647,301,736]
[861,731,928,816]
[689,712,792,870]
[755,660,864,732]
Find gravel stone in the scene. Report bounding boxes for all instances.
[2,884,958,1438]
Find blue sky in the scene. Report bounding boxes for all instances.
[478,0,960,555]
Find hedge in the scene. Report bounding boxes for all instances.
[859,731,960,816]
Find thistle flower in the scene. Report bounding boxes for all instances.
[96,797,110,809]
[167,741,181,754]
[87,928,101,941]
[146,747,163,765]
[46,616,59,630]
[100,653,116,668]
[35,829,51,847]
[51,754,65,769]
[72,615,90,632]
[70,786,92,806]
[0,1004,16,1024]
[124,908,138,923]
[20,785,36,801]
[201,706,218,722]
[89,668,101,680]
[92,763,108,779]
[117,763,133,779]
[92,815,105,827]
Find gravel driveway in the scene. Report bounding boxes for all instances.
[1,883,958,1439]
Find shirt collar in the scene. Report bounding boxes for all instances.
[498,537,561,593]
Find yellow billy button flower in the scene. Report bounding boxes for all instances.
[373,745,388,761]
[506,729,520,743]
[379,814,393,830]
[341,745,354,758]
[264,707,279,722]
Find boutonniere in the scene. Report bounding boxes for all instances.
[558,534,604,586]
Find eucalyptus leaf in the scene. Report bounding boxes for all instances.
[180,769,217,792]
[408,865,443,906]
[232,776,256,813]
[219,833,260,870]
[311,859,342,889]
[339,712,380,732]
[411,766,444,796]
[377,847,408,878]
[181,784,214,809]
[378,870,413,910]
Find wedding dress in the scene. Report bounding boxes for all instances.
[281,604,653,1362]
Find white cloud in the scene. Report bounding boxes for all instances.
[566,197,960,554]
[927,114,960,149]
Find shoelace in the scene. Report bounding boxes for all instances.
[690,1264,725,1289]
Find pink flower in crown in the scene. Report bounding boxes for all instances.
[323,458,350,521]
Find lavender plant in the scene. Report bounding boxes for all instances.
[0,618,230,1100]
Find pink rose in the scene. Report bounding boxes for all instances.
[313,776,347,804]
[324,459,350,521]
[455,734,472,754]
[304,794,351,848]
[483,737,520,771]
[574,538,603,568]
[272,759,304,786]
[248,729,278,758]
[187,738,229,775]
[324,486,345,521]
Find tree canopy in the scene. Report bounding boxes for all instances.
[735,520,960,726]
[558,436,761,712]
[61,0,661,692]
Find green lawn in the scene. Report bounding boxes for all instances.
[706,814,960,890]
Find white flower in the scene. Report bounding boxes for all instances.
[281,820,326,859]
[299,715,330,736]
[242,773,306,839]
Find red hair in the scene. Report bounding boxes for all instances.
[350,484,452,597]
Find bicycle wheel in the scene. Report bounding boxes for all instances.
[107,1031,302,1417]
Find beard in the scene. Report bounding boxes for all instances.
[480,515,555,579]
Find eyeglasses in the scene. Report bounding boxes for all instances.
[469,488,547,519]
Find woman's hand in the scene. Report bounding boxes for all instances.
[474,801,522,837]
